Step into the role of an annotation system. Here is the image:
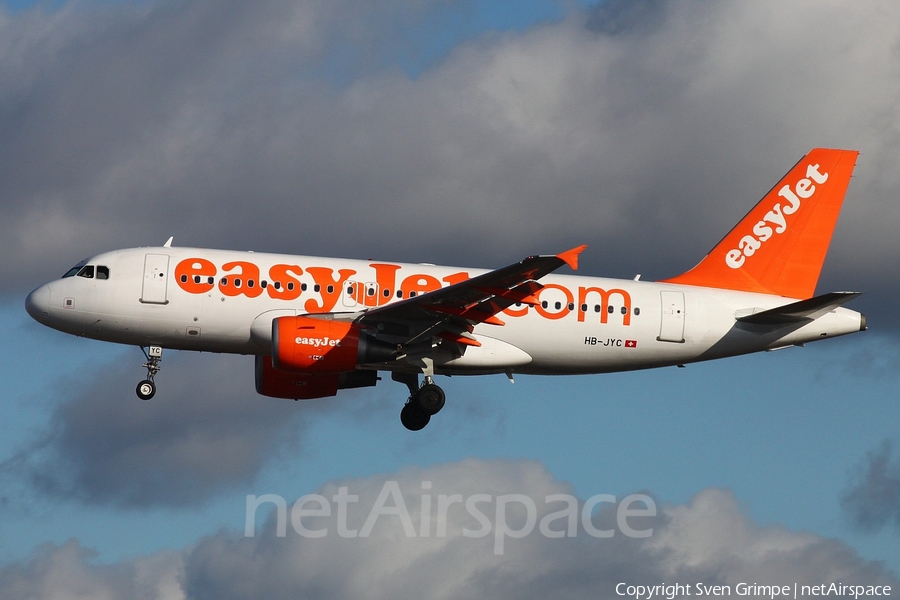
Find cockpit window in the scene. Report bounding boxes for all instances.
[62,263,109,280]
[62,259,89,278]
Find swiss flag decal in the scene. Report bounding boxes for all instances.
[625,340,637,348]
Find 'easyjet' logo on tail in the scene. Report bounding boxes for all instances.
[725,163,829,269]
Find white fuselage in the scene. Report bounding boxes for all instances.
[25,246,865,376]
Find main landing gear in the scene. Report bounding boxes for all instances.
[395,373,446,431]
[136,345,162,401]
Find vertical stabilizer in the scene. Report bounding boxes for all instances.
[662,148,858,298]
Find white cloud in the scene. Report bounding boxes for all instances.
[0,540,185,600]
[1,459,895,599]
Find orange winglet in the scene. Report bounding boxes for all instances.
[557,245,588,270]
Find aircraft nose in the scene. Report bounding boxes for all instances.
[25,284,51,323]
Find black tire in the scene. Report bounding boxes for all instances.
[400,402,430,431]
[136,380,156,401]
[415,383,446,415]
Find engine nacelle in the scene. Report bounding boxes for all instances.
[255,355,378,399]
[271,315,396,374]
[273,316,359,373]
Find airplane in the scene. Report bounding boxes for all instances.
[25,148,865,430]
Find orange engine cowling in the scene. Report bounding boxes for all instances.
[273,316,360,373]
[271,315,396,374]
[255,355,379,399]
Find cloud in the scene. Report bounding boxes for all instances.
[0,459,896,599]
[1,348,502,508]
[3,0,900,333]
[4,352,326,507]
[842,440,900,533]
[0,540,184,600]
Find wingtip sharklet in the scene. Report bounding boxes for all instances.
[557,245,588,270]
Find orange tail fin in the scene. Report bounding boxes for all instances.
[662,148,859,298]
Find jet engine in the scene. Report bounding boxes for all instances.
[255,354,379,399]
[271,315,396,374]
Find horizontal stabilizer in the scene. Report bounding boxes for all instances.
[736,291,861,325]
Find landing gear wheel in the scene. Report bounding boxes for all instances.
[400,402,431,431]
[136,379,156,401]
[415,383,446,415]
[137,346,162,401]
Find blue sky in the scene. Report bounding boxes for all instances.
[1,0,899,597]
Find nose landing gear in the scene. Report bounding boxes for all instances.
[136,345,162,401]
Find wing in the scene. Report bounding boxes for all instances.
[355,245,586,353]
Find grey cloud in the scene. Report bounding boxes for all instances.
[1,460,896,599]
[6,352,323,507]
[586,0,670,36]
[842,440,900,533]
[2,348,503,508]
[3,0,900,334]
